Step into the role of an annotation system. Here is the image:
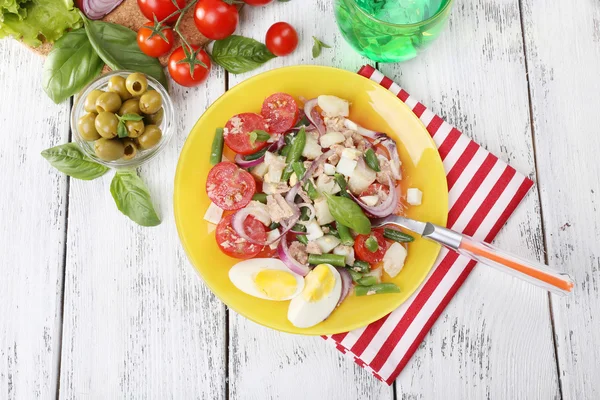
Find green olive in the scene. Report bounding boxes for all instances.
[144,107,164,125]
[77,113,100,141]
[139,91,162,114]
[107,76,132,101]
[94,138,125,161]
[122,139,138,160]
[125,120,145,138]
[94,112,119,138]
[118,99,141,116]
[137,125,162,150]
[84,90,103,113]
[125,73,148,97]
[95,92,122,113]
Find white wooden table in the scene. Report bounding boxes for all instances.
[1,0,599,398]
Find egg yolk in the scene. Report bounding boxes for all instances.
[301,264,335,302]
[254,270,298,300]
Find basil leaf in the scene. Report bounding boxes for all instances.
[324,193,371,235]
[117,122,128,138]
[41,143,109,180]
[211,35,276,74]
[82,17,168,88]
[312,36,331,59]
[120,113,144,122]
[110,170,161,227]
[42,28,104,104]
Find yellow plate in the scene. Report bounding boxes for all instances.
[174,66,448,335]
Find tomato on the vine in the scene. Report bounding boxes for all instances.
[168,45,211,87]
[137,22,174,58]
[243,0,273,5]
[194,0,239,40]
[265,22,298,57]
[137,0,185,24]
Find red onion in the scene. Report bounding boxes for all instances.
[304,98,326,136]
[336,268,353,307]
[296,203,315,226]
[343,118,378,139]
[277,234,311,276]
[76,0,124,19]
[376,133,402,180]
[350,174,398,217]
[234,135,285,168]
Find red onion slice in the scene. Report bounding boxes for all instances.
[76,0,124,19]
[343,118,378,139]
[296,203,315,226]
[277,234,311,276]
[375,133,402,180]
[350,174,398,217]
[304,98,326,136]
[336,268,353,307]
[234,135,285,168]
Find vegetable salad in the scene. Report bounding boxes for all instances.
[204,93,422,329]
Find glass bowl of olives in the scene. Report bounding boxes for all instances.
[71,70,174,168]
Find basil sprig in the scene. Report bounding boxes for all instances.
[249,129,271,146]
[211,35,276,74]
[312,36,331,58]
[41,143,109,180]
[324,193,371,235]
[110,170,161,227]
[116,113,144,138]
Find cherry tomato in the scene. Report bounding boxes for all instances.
[354,230,387,264]
[137,22,174,58]
[224,113,271,155]
[137,0,185,24]
[194,0,239,40]
[216,214,266,259]
[168,45,211,87]
[206,162,256,210]
[261,93,299,134]
[243,0,273,5]
[360,183,390,198]
[265,22,298,57]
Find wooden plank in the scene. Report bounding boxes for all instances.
[379,0,560,397]
[58,70,228,399]
[227,2,392,399]
[0,41,69,399]
[522,0,600,397]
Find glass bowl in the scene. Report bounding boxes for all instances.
[71,70,175,169]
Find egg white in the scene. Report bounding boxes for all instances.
[228,258,304,301]
[288,264,342,328]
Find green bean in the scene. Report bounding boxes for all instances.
[364,148,380,172]
[300,206,311,221]
[280,145,290,157]
[357,276,378,286]
[268,222,281,230]
[297,235,309,245]
[355,283,401,296]
[365,236,379,252]
[337,223,354,245]
[307,253,346,267]
[348,269,363,283]
[334,173,351,198]
[210,128,224,165]
[286,127,306,163]
[292,161,319,200]
[352,260,370,273]
[292,223,307,232]
[244,146,268,161]
[383,228,415,243]
[252,193,267,204]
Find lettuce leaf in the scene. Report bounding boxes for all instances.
[0,0,81,47]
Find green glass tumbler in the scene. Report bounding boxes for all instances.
[334,0,454,63]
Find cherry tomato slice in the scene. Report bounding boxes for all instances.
[216,214,266,259]
[354,230,387,264]
[206,162,256,210]
[224,113,271,155]
[360,183,390,197]
[260,93,299,134]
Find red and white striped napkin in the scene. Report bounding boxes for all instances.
[322,65,534,385]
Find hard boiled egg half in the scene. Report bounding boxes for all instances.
[229,258,304,301]
[288,264,342,328]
